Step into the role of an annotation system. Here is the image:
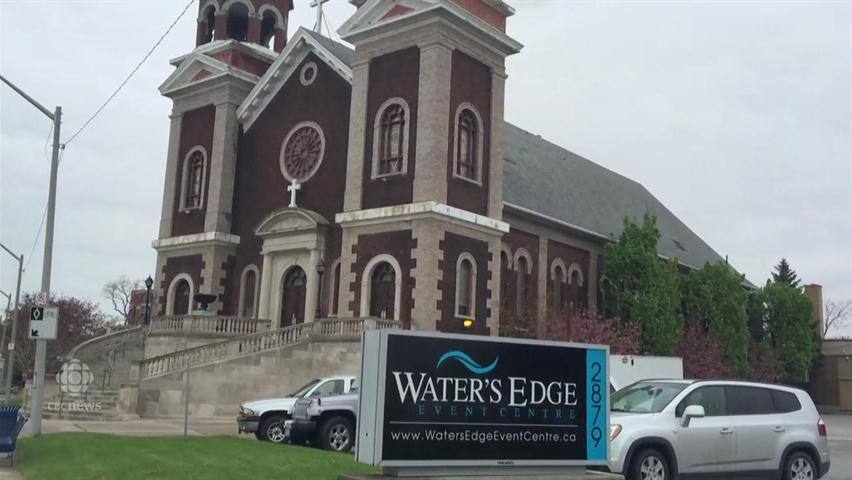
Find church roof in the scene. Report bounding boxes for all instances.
[280,33,734,273]
[503,123,726,270]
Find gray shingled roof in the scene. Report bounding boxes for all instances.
[503,123,726,269]
[306,34,730,272]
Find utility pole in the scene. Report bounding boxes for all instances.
[0,290,10,397]
[0,243,23,404]
[1,74,62,436]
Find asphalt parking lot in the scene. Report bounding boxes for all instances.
[825,415,852,480]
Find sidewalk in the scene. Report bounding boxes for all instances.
[19,417,241,438]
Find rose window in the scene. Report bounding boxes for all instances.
[280,122,325,182]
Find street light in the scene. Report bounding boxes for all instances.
[315,258,326,319]
[144,276,154,327]
[0,243,23,404]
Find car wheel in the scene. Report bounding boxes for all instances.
[259,415,288,444]
[629,448,669,480]
[320,416,354,452]
[784,451,816,480]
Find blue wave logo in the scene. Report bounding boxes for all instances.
[436,350,499,375]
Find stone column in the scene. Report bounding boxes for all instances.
[488,67,507,219]
[337,229,358,317]
[305,249,320,323]
[342,60,370,212]
[537,236,548,337]
[412,41,453,204]
[247,14,261,44]
[258,254,274,321]
[588,254,599,314]
[411,220,444,331]
[486,237,502,336]
[205,102,239,233]
[158,113,182,239]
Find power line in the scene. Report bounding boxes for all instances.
[63,0,196,146]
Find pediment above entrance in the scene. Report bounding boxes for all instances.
[255,207,330,238]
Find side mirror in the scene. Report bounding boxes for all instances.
[681,405,705,427]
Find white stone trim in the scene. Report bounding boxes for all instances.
[336,201,509,235]
[257,4,285,28]
[451,102,484,185]
[238,264,260,318]
[179,146,206,210]
[222,0,256,15]
[567,263,585,287]
[359,254,403,321]
[327,258,341,316]
[371,97,412,179]
[238,28,354,131]
[454,252,477,320]
[166,273,195,315]
[512,248,533,274]
[153,232,240,254]
[550,258,569,281]
[279,121,326,183]
[500,242,513,270]
[160,52,259,97]
[198,0,220,20]
[299,62,318,86]
[503,202,611,242]
[170,39,277,67]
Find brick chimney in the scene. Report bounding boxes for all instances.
[804,284,825,338]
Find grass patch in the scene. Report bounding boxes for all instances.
[17,433,379,480]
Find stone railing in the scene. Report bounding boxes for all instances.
[137,317,400,381]
[149,315,272,338]
[66,324,145,361]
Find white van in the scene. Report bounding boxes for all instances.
[610,355,683,392]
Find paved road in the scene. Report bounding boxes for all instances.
[825,415,852,480]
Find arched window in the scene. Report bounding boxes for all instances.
[239,266,259,318]
[181,147,206,211]
[500,249,512,311]
[568,264,585,311]
[330,261,341,316]
[370,262,396,319]
[455,254,476,319]
[167,274,194,315]
[203,5,216,43]
[453,103,484,184]
[227,2,249,41]
[281,266,307,326]
[516,256,528,318]
[552,264,567,315]
[260,11,277,48]
[373,99,410,178]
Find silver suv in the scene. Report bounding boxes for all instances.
[609,380,830,480]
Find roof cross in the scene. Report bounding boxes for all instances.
[310,0,331,34]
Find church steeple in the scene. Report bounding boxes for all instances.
[196,0,293,53]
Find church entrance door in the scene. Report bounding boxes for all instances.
[281,266,307,327]
[369,262,396,319]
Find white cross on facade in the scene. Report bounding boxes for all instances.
[288,179,301,208]
[309,0,331,33]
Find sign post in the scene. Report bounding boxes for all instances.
[29,305,58,437]
[356,330,609,477]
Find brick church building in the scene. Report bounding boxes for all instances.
[152,0,727,339]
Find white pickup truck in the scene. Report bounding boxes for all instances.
[610,355,683,392]
[236,375,356,443]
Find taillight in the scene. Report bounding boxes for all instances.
[818,418,827,437]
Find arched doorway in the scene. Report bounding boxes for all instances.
[174,279,191,315]
[281,266,307,327]
[369,262,396,319]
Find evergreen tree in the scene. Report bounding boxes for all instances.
[752,282,817,382]
[603,214,683,355]
[772,258,800,287]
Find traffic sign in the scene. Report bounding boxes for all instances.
[34,292,48,306]
[29,307,58,340]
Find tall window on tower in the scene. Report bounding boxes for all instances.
[180,147,207,211]
[453,103,484,184]
[455,254,477,319]
[372,98,410,178]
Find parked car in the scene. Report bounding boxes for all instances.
[285,390,358,452]
[237,375,356,443]
[608,379,830,480]
[610,355,683,392]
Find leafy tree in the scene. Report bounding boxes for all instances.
[752,282,817,382]
[543,311,640,355]
[747,340,784,383]
[684,262,750,374]
[771,258,800,287]
[678,319,731,379]
[12,293,108,379]
[603,214,683,355]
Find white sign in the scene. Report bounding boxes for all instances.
[29,306,58,340]
[34,292,48,306]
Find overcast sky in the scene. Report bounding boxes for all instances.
[1,1,850,332]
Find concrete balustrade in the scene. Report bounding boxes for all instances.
[150,315,272,338]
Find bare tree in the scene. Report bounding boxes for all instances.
[824,299,852,338]
[102,276,142,326]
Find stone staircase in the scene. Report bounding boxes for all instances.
[68,325,146,389]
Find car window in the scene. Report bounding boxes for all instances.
[290,379,320,397]
[726,386,774,415]
[771,389,802,413]
[676,386,726,417]
[310,379,345,397]
[612,382,688,413]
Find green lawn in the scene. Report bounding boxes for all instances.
[17,433,379,480]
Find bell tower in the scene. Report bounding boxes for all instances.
[196,0,293,52]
